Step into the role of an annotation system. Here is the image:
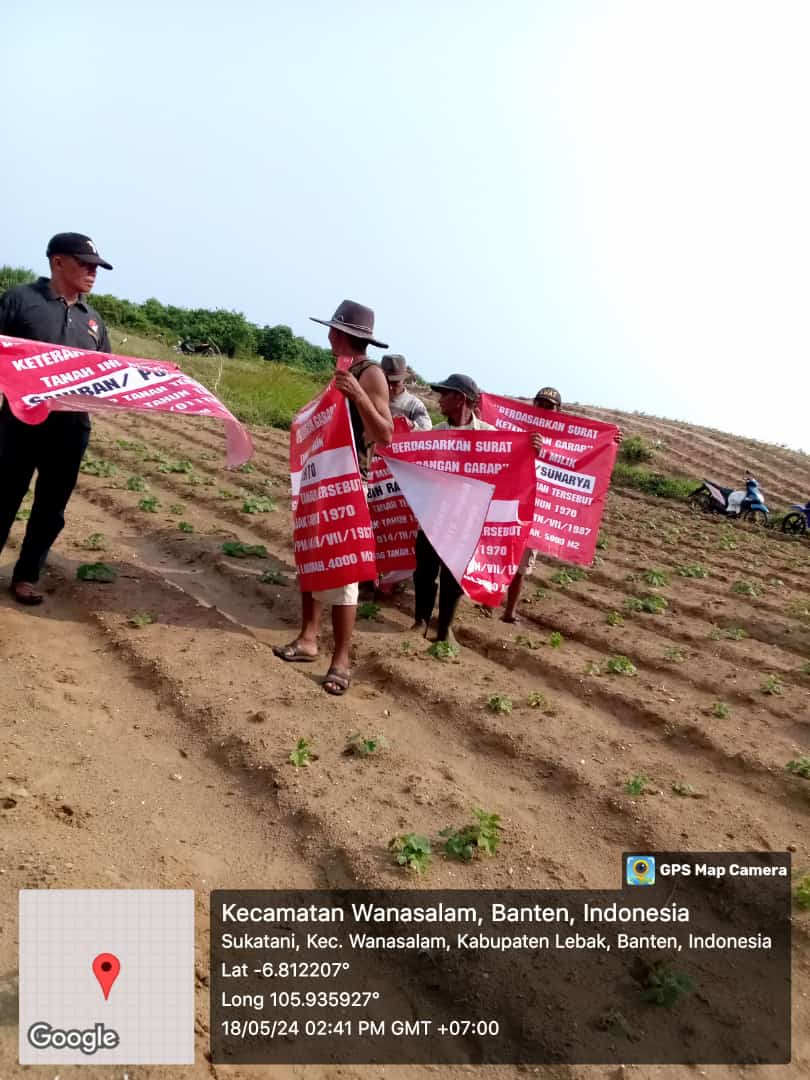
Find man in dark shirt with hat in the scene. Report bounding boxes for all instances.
[273,300,393,695]
[0,232,113,605]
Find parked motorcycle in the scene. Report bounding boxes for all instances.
[780,502,810,536]
[687,477,769,526]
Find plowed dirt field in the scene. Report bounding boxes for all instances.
[2,404,809,1080]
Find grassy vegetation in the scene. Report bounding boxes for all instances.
[611,461,696,500]
[110,329,326,429]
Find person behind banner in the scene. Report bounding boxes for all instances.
[273,300,393,696]
[500,386,623,624]
[412,373,495,643]
[0,233,113,605]
[381,354,432,431]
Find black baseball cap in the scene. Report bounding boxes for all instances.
[430,373,480,401]
[46,233,113,270]
[534,386,562,409]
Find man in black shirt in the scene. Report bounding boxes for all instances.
[0,232,113,604]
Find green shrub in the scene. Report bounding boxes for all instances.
[619,435,653,463]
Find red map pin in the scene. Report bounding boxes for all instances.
[92,953,121,1000]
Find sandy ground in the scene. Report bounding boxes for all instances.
[1,409,808,1080]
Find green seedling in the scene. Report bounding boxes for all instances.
[606,611,624,627]
[142,450,170,465]
[357,601,381,620]
[710,702,730,719]
[221,541,268,558]
[168,503,185,514]
[719,535,737,551]
[795,875,810,910]
[786,757,810,779]
[346,733,388,757]
[218,489,237,499]
[551,567,587,586]
[441,809,503,861]
[186,474,203,486]
[127,474,147,491]
[710,625,746,641]
[157,459,193,474]
[732,580,758,597]
[242,496,276,514]
[640,962,696,1008]
[237,461,255,473]
[596,531,608,550]
[761,674,784,696]
[487,694,513,715]
[288,738,315,768]
[678,564,708,578]
[178,521,194,533]
[115,439,144,451]
[625,595,667,614]
[548,631,564,648]
[663,647,687,663]
[643,569,669,587]
[607,655,638,676]
[515,634,539,649]
[389,833,432,874]
[801,663,810,676]
[138,496,160,513]
[533,587,548,600]
[128,611,155,627]
[15,507,31,521]
[624,774,651,796]
[427,640,460,661]
[80,456,116,477]
[259,569,288,586]
[672,781,698,798]
[82,532,106,551]
[76,562,117,583]
[527,691,548,708]
[400,639,416,656]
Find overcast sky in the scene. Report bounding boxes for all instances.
[2,1,808,452]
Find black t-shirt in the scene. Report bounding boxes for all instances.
[0,278,111,430]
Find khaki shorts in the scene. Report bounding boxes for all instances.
[312,582,359,607]
[518,547,537,575]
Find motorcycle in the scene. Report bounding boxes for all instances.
[687,477,769,526]
[780,502,810,536]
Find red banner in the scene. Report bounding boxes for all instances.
[478,393,618,566]
[366,419,419,584]
[289,383,376,592]
[378,430,536,605]
[0,334,253,466]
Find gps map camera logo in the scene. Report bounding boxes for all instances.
[626,855,656,886]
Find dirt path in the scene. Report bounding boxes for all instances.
[2,409,809,1079]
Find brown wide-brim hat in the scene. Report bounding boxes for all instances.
[310,299,388,349]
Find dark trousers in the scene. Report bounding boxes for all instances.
[0,408,90,584]
[413,529,464,636]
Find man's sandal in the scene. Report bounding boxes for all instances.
[11,582,43,606]
[272,641,318,662]
[322,668,351,696]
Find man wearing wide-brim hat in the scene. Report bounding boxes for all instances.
[272,300,393,696]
